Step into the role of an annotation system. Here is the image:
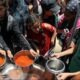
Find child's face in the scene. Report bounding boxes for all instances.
[31,22,41,33]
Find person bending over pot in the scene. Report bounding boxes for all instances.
[26,13,57,55]
[50,26,80,80]
[0,0,38,59]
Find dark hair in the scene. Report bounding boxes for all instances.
[27,13,42,26]
[0,0,8,7]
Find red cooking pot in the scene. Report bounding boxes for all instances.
[13,50,35,67]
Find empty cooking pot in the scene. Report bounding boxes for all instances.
[46,58,65,75]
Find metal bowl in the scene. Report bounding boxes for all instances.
[2,63,26,80]
[1,63,17,75]
[46,58,65,75]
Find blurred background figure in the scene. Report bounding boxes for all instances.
[40,0,60,27]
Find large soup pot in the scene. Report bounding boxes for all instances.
[2,63,26,80]
[0,54,6,69]
[2,63,18,75]
[46,58,65,75]
[13,50,35,67]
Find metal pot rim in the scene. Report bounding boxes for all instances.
[32,63,45,72]
[45,59,65,74]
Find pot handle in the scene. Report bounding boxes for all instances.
[44,48,54,59]
[9,58,15,64]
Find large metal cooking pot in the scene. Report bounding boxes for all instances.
[1,63,26,80]
[32,63,45,72]
[28,55,47,72]
[46,58,65,75]
[13,50,47,68]
[1,63,17,75]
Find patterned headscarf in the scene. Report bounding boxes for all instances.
[66,0,78,12]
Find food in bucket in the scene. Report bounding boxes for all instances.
[14,50,34,67]
[15,55,34,67]
[0,57,5,66]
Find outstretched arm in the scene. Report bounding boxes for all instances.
[12,18,39,57]
[50,41,75,58]
[41,23,57,45]
[57,71,80,80]
[0,35,13,58]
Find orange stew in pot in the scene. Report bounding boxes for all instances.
[14,50,34,67]
[0,57,5,66]
[15,55,34,67]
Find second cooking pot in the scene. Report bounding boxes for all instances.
[46,58,65,75]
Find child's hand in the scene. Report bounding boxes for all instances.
[7,50,13,58]
[50,53,62,58]
[0,49,6,56]
[30,49,40,57]
[57,73,72,80]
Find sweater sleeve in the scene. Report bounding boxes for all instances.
[41,23,56,32]
[11,18,32,50]
[0,35,10,50]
